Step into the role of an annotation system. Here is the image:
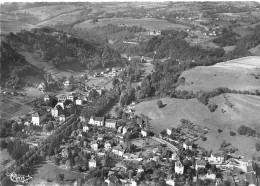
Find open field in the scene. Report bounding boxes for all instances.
[0,149,14,172]
[86,76,113,90]
[249,44,260,56]
[0,95,33,120]
[135,94,260,157]
[177,56,260,92]
[14,5,83,22]
[20,51,86,80]
[74,17,189,31]
[37,9,84,26]
[185,37,219,49]
[0,14,35,34]
[29,162,84,185]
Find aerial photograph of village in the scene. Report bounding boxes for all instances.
[0,1,260,186]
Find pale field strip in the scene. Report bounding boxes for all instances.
[214,56,260,69]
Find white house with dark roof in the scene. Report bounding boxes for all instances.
[89,116,104,126]
[57,94,67,102]
[141,129,148,137]
[195,159,207,170]
[31,111,46,125]
[117,126,122,133]
[175,161,184,174]
[89,159,96,168]
[67,94,74,101]
[94,117,104,126]
[63,80,70,87]
[83,124,89,132]
[208,152,225,163]
[183,140,193,150]
[105,119,117,128]
[75,98,83,105]
[105,142,111,149]
[122,126,128,135]
[91,141,98,151]
[44,95,50,102]
[59,114,66,122]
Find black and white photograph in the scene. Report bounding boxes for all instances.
[0,1,260,185]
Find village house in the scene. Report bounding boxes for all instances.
[137,165,144,173]
[148,30,161,36]
[59,114,66,122]
[44,95,50,102]
[117,126,122,133]
[167,127,175,136]
[112,147,119,155]
[195,159,207,170]
[61,148,70,158]
[97,134,104,141]
[80,116,86,122]
[118,147,124,157]
[183,140,193,150]
[245,171,257,186]
[63,80,70,87]
[166,175,175,186]
[206,173,216,181]
[141,129,148,137]
[38,82,45,92]
[208,152,225,164]
[105,119,117,128]
[96,88,106,95]
[75,98,83,105]
[91,141,98,151]
[83,124,89,132]
[171,152,178,160]
[88,158,96,169]
[116,133,124,143]
[122,126,128,135]
[105,142,111,149]
[31,111,47,125]
[175,161,184,174]
[123,153,131,159]
[77,130,83,138]
[89,116,104,126]
[57,94,67,102]
[67,94,74,101]
[51,106,62,117]
[95,117,104,126]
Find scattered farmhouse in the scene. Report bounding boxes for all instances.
[31,111,47,125]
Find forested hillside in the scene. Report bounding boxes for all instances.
[0,41,39,88]
[225,25,260,60]
[4,27,123,70]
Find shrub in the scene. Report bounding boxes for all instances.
[157,100,163,108]
[230,131,236,136]
[237,125,256,137]
[208,103,218,112]
[218,129,223,133]
[255,143,260,151]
